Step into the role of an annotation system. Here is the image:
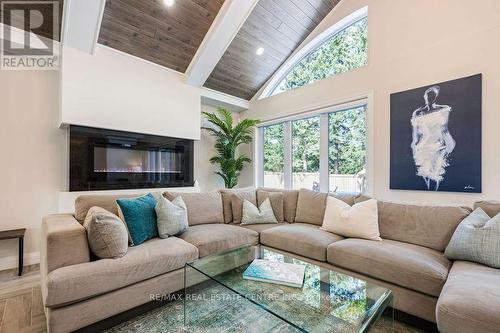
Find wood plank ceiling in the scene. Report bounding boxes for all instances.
[98,0,225,73]
[204,0,339,100]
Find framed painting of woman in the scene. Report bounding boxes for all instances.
[390,74,482,193]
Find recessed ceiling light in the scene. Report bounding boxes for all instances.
[164,0,175,6]
[256,47,264,56]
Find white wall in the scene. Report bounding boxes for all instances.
[243,0,500,207]
[195,104,223,191]
[61,45,201,140]
[0,45,226,270]
[0,69,65,270]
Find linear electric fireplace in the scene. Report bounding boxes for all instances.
[70,126,194,191]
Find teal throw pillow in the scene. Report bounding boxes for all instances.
[117,193,158,246]
[445,208,500,268]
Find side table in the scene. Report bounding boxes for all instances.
[0,228,26,276]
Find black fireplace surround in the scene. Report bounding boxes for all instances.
[70,126,194,191]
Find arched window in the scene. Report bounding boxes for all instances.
[262,8,368,98]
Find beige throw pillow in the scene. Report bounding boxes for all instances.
[295,189,328,225]
[84,207,129,259]
[163,191,223,225]
[321,196,381,241]
[241,199,278,225]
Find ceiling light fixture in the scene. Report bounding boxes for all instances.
[164,0,175,6]
[256,47,264,56]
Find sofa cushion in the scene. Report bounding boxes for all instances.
[230,189,257,224]
[178,224,258,257]
[327,239,451,297]
[241,199,278,225]
[445,208,500,268]
[240,223,287,234]
[155,195,188,238]
[44,237,198,308]
[356,197,471,251]
[256,191,284,223]
[437,261,500,333]
[295,189,328,225]
[117,193,158,246]
[260,223,343,261]
[83,207,128,259]
[258,188,299,223]
[220,187,256,223]
[321,197,381,241]
[163,191,223,226]
[74,193,141,223]
[474,200,500,218]
[294,190,359,226]
[329,192,360,206]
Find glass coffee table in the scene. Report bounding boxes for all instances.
[184,246,393,332]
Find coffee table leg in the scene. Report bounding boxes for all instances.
[18,237,24,276]
[389,296,395,332]
[183,265,186,326]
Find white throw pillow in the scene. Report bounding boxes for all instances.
[241,198,279,225]
[321,196,381,241]
[155,195,189,238]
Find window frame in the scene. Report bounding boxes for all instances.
[259,6,368,100]
[256,98,371,194]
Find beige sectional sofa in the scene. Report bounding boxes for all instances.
[40,188,500,333]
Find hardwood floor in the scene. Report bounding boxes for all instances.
[0,265,45,333]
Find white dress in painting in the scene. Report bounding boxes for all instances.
[411,86,456,191]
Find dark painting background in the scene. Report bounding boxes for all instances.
[390,74,482,193]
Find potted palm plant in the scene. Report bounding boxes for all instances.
[202,108,260,188]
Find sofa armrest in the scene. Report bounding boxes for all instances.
[41,214,90,274]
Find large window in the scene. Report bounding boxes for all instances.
[292,116,320,190]
[263,123,285,188]
[259,103,367,194]
[267,14,367,97]
[329,106,367,193]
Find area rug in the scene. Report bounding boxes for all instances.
[103,283,426,333]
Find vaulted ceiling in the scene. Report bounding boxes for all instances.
[95,0,338,100]
[204,0,339,100]
[98,0,225,72]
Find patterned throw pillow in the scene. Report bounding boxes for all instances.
[445,208,500,268]
[83,207,128,259]
[241,198,278,225]
[256,191,284,223]
[155,195,188,238]
[230,189,258,224]
[116,193,158,246]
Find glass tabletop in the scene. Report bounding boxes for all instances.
[184,246,393,333]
